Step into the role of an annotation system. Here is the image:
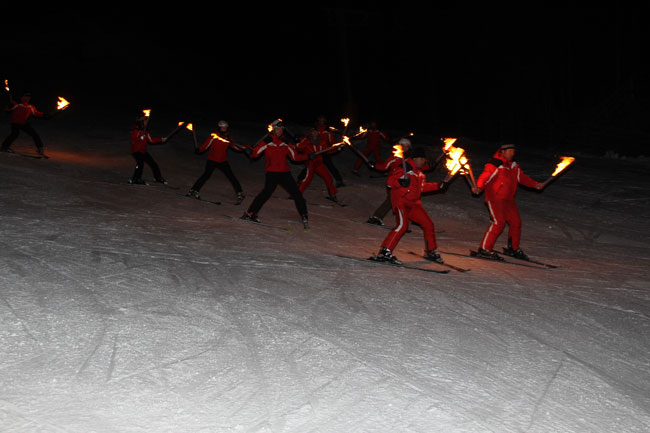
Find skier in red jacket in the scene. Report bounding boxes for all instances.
[1,91,47,155]
[352,120,390,175]
[374,147,446,264]
[241,120,310,227]
[366,137,412,226]
[472,143,543,260]
[296,127,338,202]
[187,120,247,204]
[128,113,168,185]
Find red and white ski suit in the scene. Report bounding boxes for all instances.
[353,128,389,170]
[476,152,540,251]
[250,133,307,172]
[130,126,164,154]
[380,159,442,252]
[197,130,246,162]
[296,134,337,195]
[5,100,44,125]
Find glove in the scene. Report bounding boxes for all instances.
[308,152,316,160]
[438,181,447,190]
[244,147,253,156]
[398,177,410,187]
[369,162,376,170]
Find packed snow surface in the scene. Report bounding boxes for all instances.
[1,115,649,432]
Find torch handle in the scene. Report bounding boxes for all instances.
[540,176,555,189]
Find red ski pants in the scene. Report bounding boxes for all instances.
[480,199,522,251]
[381,201,437,252]
[299,162,337,195]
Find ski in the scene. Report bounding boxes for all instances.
[335,254,450,274]
[325,196,347,207]
[2,151,48,159]
[180,193,221,206]
[439,250,552,270]
[407,251,470,272]
[222,215,292,231]
[273,196,334,209]
[128,180,179,190]
[501,248,559,268]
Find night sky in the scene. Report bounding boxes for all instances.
[4,5,649,153]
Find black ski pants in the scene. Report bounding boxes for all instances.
[131,151,163,182]
[2,123,43,150]
[191,160,242,194]
[247,172,307,217]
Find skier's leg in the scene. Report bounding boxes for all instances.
[191,160,217,192]
[480,200,506,251]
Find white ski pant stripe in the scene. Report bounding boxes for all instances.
[481,200,498,250]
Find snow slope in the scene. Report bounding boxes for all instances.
[1,114,649,433]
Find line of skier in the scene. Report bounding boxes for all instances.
[1,92,546,265]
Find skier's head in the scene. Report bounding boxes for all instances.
[397,137,412,151]
[499,143,516,161]
[369,120,378,130]
[316,115,327,126]
[217,120,229,131]
[20,91,31,103]
[271,119,284,135]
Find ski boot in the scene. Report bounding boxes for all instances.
[424,249,444,264]
[476,248,502,260]
[154,177,168,185]
[36,147,45,156]
[129,178,147,185]
[366,216,383,226]
[241,212,260,223]
[327,193,338,203]
[374,247,402,265]
[186,189,200,199]
[301,215,310,229]
[235,192,245,205]
[503,246,529,260]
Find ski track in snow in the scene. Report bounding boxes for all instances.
[1,125,650,432]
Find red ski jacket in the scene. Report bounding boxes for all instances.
[251,134,307,173]
[130,126,164,153]
[356,128,389,150]
[296,134,328,164]
[388,158,441,207]
[198,130,245,162]
[5,101,44,124]
[476,152,539,202]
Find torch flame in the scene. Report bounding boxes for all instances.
[211,133,230,143]
[4,79,9,92]
[178,121,184,126]
[340,118,350,127]
[142,109,151,118]
[392,144,404,159]
[185,123,194,131]
[56,97,70,111]
[445,145,469,176]
[443,137,457,151]
[552,156,575,176]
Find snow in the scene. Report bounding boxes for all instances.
[1,113,649,433]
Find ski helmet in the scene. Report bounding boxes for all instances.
[398,137,412,147]
[218,120,229,128]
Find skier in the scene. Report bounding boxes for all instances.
[187,120,247,204]
[296,127,338,202]
[241,119,310,227]
[352,120,390,176]
[1,91,47,155]
[471,143,543,260]
[314,115,345,188]
[366,137,412,226]
[374,147,446,264]
[128,113,168,185]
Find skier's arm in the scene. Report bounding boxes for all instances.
[517,167,542,189]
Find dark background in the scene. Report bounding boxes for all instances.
[4,5,650,155]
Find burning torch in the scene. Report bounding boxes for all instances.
[435,138,458,165]
[540,156,575,189]
[443,143,476,189]
[50,96,70,117]
[165,121,186,141]
[4,79,12,103]
[185,123,198,149]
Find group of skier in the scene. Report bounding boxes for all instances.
[2,91,546,266]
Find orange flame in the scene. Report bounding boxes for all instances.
[340,118,350,127]
[185,123,194,131]
[392,144,404,159]
[178,121,184,126]
[56,96,70,111]
[552,156,575,176]
[4,79,9,92]
[445,145,469,176]
[442,137,457,152]
[142,109,151,118]
[211,133,230,143]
